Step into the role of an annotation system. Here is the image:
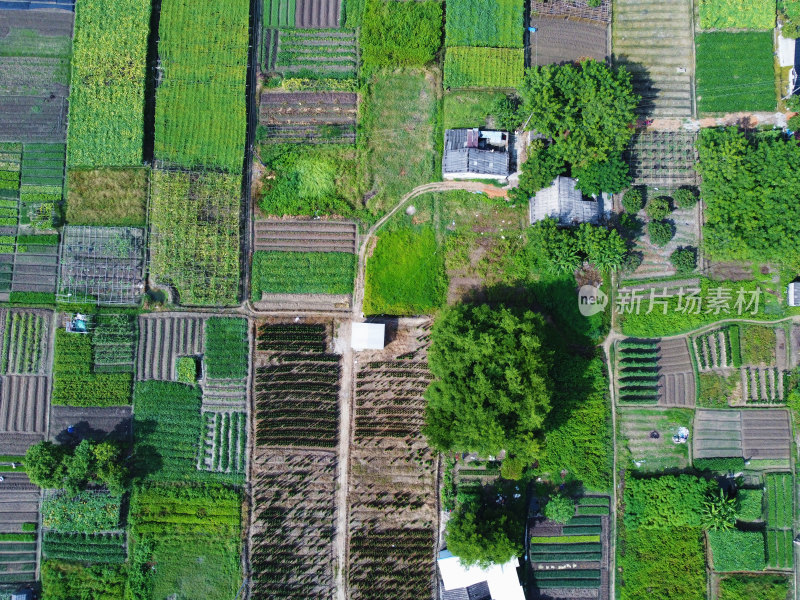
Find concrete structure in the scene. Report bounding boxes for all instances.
[529,176,601,225]
[788,282,800,307]
[351,322,385,351]
[438,550,525,600]
[443,129,511,180]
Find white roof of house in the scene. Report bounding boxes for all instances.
[529,176,600,225]
[438,550,525,600]
[788,282,800,307]
[351,322,385,351]
[779,35,795,68]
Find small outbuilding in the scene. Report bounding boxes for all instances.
[443,128,511,180]
[788,281,800,307]
[529,176,601,225]
[351,322,385,351]
[438,549,525,600]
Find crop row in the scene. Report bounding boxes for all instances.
[2,310,46,374]
[766,528,793,569]
[204,317,248,379]
[42,531,126,564]
[766,473,793,529]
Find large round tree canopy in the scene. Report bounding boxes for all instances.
[423,303,553,463]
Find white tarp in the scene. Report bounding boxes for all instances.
[351,322,385,351]
[779,35,795,68]
[438,551,525,600]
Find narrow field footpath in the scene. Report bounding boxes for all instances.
[335,321,354,600]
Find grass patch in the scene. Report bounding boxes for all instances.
[619,407,693,472]
[361,70,438,216]
[698,372,739,408]
[696,32,775,113]
[41,561,126,600]
[740,325,776,365]
[717,574,790,600]
[698,0,776,29]
[443,90,506,129]
[251,251,355,299]
[66,168,148,227]
[364,227,446,315]
[736,488,764,522]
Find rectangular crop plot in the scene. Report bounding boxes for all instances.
[619,407,693,471]
[693,409,743,459]
[154,0,248,172]
[274,29,357,78]
[531,0,610,22]
[149,170,241,306]
[264,0,295,27]
[199,410,247,474]
[0,375,49,435]
[250,450,337,600]
[741,410,791,460]
[657,337,696,408]
[254,324,340,448]
[444,47,524,89]
[49,405,132,442]
[254,219,357,253]
[136,314,204,381]
[0,309,51,375]
[251,251,355,298]
[698,0,775,29]
[528,17,607,66]
[68,0,151,167]
[696,32,775,114]
[259,91,357,144]
[57,226,146,305]
[445,0,523,48]
[43,531,126,564]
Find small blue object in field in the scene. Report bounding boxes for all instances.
[528,27,537,32]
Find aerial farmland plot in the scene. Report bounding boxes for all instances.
[0,9,72,143]
[259,91,357,144]
[250,321,340,599]
[348,319,437,600]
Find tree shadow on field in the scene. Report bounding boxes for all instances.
[142,0,162,163]
[610,55,657,121]
[52,418,132,446]
[128,419,164,480]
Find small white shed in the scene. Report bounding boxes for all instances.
[788,282,800,307]
[351,322,385,351]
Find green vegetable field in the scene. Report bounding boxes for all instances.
[444,47,524,88]
[251,251,356,298]
[445,0,523,47]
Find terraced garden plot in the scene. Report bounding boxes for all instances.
[530,0,610,22]
[528,17,608,66]
[273,29,357,78]
[741,367,785,404]
[694,326,737,371]
[199,410,246,474]
[0,309,51,375]
[657,337,695,408]
[741,410,791,460]
[693,409,742,459]
[617,339,660,404]
[624,131,699,187]
[250,450,337,600]
[294,0,341,28]
[42,531,126,564]
[619,407,693,471]
[49,405,132,443]
[348,320,436,600]
[255,323,339,448]
[626,204,699,279]
[136,314,204,381]
[254,219,357,253]
[57,226,145,305]
[259,91,357,144]
[0,473,38,585]
[612,0,694,118]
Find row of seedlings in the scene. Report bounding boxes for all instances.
[617,339,660,403]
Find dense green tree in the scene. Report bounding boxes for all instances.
[576,223,627,272]
[645,196,672,220]
[25,441,66,489]
[518,60,639,167]
[697,127,800,263]
[490,95,525,131]
[424,304,553,464]
[445,486,524,567]
[64,439,95,493]
[670,247,697,274]
[673,187,698,209]
[622,187,644,214]
[573,153,632,196]
[544,494,574,524]
[527,218,626,273]
[701,490,738,531]
[648,220,673,247]
[509,139,565,202]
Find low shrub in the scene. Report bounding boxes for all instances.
[670,247,696,274]
[544,495,574,524]
[736,488,764,522]
[645,196,671,220]
[673,187,698,208]
[176,357,197,384]
[740,325,776,365]
[624,475,715,529]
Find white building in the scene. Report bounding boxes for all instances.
[438,550,525,600]
[350,322,385,351]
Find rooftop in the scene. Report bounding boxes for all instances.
[443,129,511,177]
[529,176,601,225]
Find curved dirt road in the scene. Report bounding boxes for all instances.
[352,181,507,316]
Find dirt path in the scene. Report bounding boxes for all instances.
[334,320,354,600]
[352,181,507,316]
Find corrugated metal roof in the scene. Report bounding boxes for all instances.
[529,176,600,225]
[443,129,510,176]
